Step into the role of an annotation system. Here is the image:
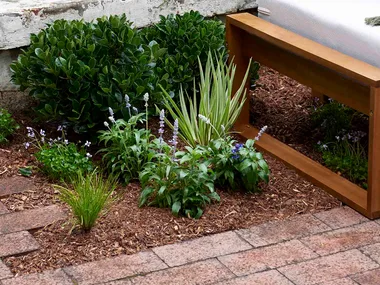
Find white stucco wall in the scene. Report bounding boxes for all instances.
[0,0,257,110]
[1,0,257,50]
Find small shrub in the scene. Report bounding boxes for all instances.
[139,141,219,219]
[0,108,19,144]
[55,170,117,231]
[98,112,154,184]
[161,52,252,147]
[311,100,355,142]
[11,14,168,133]
[208,135,270,192]
[319,138,368,188]
[143,11,226,96]
[26,127,93,180]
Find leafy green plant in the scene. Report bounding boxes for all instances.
[208,136,269,192]
[0,108,19,144]
[311,100,356,142]
[25,127,93,180]
[320,139,368,188]
[139,143,219,219]
[143,10,226,96]
[54,170,118,231]
[161,53,251,147]
[10,14,168,133]
[98,113,155,184]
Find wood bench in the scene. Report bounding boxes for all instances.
[226,12,380,219]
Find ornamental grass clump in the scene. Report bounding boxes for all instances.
[161,52,251,147]
[55,170,118,231]
[0,108,19,144]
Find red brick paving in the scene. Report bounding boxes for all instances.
[236,214,331,247]
[0,205,65,234]
[0,260,12,280]
[0,202,8,215]
[278,249,378,285]
[0,231,39,257]
[218,240,317,276]
[1,207,380,285]
[0,177,34,198]
[152,231,252,267]
[300,221,380,255]
[1,269,72,285]
[63,251,167,285]
[351,268,380,285]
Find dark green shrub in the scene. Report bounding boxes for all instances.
[11,14,168,133]
[0,108,19,144]
[311,100,355,142]
[143,11,226,96]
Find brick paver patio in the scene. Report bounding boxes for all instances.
[0,203,379,285]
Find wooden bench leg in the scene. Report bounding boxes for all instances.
[226,19,250,126]
[368,86,380,218]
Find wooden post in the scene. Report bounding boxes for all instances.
[226,18,250,126]
[368,86,380,218]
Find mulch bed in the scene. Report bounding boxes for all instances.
[0,67,341,275]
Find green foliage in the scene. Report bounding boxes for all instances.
[139,142,219,219]
[19,167,33,177]
[320,140,368,188]
[311,100,355,142]
[208,137,269,192]
[98,114,156,184]
[161,53,251,147]
[10,14,168,133]
[0,108,19,144]
[55,170,117,231]
[35,143,93,181]
[143,10,226,95]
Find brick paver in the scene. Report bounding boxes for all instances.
[0,177,34,198]
[236,214,331,247]
[1,269,72,285]
[218,240,317,276]
[0,202,8,215]
[314,206,369,229]
[317,278,357,285]
[64,251,167,285]
[301,221,380,255]
[119,259,234,285]
[351,268,380,285]
[210,270,294,285]
[152,231,252,267]
[0,260,12,280]
[278,249,379,285]
[361,243,380,263]
[0,231,39,257]
[0,205,65,234]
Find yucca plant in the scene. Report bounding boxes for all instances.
[160,52,251,147]
[54,170,118,231]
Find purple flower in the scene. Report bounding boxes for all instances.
[24,142,30,149]
[254,125,268,141]
[170,119,179,157]
[84,140,91,147]
[158,109,165,144]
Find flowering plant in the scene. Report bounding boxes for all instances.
[25,126,93,180]
[208,127,270,192]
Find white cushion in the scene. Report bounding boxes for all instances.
[257,0,380,68]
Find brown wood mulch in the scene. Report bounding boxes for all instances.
[0,67,341,275]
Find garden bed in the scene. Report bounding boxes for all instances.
[0,104,340,275]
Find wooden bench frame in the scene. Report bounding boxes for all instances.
[226,13,380,219]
